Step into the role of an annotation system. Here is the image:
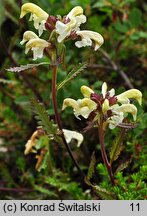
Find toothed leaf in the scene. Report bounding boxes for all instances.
[57,62,87,90]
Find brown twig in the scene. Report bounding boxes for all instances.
[99,48,134,89]
[0,187,34,193]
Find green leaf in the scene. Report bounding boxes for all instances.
[114,21,130,33]
[110,129,125,165]
[15,96,30,106]
[129,8,142,28]
[87,152,96,181]
[31,99,57,139]
[35,135,49,150]
[130,31,147,40]
[93,185,115,200]
[6,62,50,72]
[34,185,58,198]
[57,62,87,91]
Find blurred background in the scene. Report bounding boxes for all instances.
[0,0,147,199]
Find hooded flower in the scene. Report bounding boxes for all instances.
[62,98,97,119]
[63,129,84,147]
[75,30,104,50]
[20,31,49,60]
[63,82,142,129]
[55,6,86,43]
[20,3,49,36]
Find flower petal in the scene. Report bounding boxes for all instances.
[114,104,137,121]
[75,30,104,51]
[20,3,48,20]
[101,82,107,97]
[62,98,79,110]
[102,99,109,114]
[81,85,94,98]
[20,3,48,36]
[25,38,49,60]
[66,6,84,20]
[117,89,142,105]
[63,129,84,147]
[20,31,39,45]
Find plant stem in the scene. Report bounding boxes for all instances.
[51,65,85,178]
[98,124,115,185]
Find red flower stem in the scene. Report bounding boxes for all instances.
[98,124,115,185]
[51,65,85,178]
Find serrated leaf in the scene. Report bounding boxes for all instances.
[93,185,115,200]
[115,160,131,175]
[31,99,57,138]
[87,152,96,181]
[110,129,126,165]
[6,62,50,72]
[57,62,87,90]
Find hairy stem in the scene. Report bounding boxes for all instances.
[51,65,85,178]
[98,124,115,185]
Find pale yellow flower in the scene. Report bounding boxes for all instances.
[62,98,97,119]
[55,6,86,42]
[63,129,84,147]
[75,30,104,51]
[63,82,142,129]
[20,31,49,60]
[81,85,94,98]
[20,3,48,36]
[117,89,142,105]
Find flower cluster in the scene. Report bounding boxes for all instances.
[20,3,104,60]
[62,82,142,129]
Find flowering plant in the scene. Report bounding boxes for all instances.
[7,2,143,197]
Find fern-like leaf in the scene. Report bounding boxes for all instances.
[115,160,131,175]
[31,99,57,138]
[87,152,96,181]
[57,62,87,90]
[93,185,116,200]
[110,129,126,165]
[6,62,49,72]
